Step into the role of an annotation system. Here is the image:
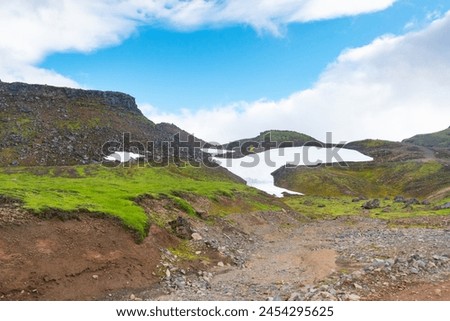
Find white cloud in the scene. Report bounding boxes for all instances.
[0,0,395,85]
[145,12,450,143]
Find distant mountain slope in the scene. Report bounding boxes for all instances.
[403,126,450,148]
[344,139,431,162]
[0,81,202,166]
[220,130,322,158]
[273,127,450,199]
[273,160,450,199]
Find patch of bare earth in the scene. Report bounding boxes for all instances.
[0,206,177,300]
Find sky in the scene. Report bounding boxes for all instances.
[1,0,450,143]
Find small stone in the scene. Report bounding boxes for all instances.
[165,269,171,278]
[175,280,186,289]
[416,260,426,269]
[348,294,360,301]
[129,294,136,300]
[195,251,202,255]
[92,275,99,280]
[288,292,302,301]
[191,233,203,241]
[434,289,442,297]
[409,268,419,274]
[353,283,363,290]
[217,261,225,267]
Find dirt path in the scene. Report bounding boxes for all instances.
[142,213,450,301]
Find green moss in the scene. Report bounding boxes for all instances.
[284,195,450,221]
[359,139,390,148]
[170,196,197,217]
[0,148,17,164]
[0,164,276,239]
[168,240,206,261]
[277,160,448,199]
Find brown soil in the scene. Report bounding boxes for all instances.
[0,209,177,300]
[380,280,450,301]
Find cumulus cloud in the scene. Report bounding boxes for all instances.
[0,0,395,85]
[145,12,450,143]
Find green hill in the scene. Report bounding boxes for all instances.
[0,164,281,239]
[403,126,450,148]
[274,160,449,199]
[222,130,322,157]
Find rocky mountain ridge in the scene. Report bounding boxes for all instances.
[0,81,203,166]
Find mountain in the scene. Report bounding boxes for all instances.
[403,126,450,149]
[0,81,204,166]
[345,126,450,162]
[220,129,322,158]
[273,127,450,200]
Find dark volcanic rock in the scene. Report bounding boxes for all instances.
[362,199,380,210]
[169,216,193,240]
[438,202,450,210]
[0,81,206,166]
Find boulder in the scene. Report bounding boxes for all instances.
[362,199,380,209]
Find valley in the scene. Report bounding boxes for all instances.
[0,81,449,301]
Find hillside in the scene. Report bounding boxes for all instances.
[274,160,449,199]
[0,81,203,166]
[273,127,450,201]
[220,129,322,158]
[403,126,450,148]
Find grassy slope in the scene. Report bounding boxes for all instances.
[403,126,450,148]
[275,161,449,198]
[284,195,450,221]
[0,165,279,238]
[278,157,450,221]
[225,130,321,148]
[249,130,319,144]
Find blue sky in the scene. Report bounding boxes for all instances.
[40,0,447,112]
[1,0,450,143]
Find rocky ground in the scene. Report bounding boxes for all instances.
[1,204,449,301]
[121,212,450,301]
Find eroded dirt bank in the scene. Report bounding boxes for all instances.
[0,207,176,300]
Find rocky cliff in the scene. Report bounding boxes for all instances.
[0,81,202,166]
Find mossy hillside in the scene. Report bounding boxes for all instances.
[0,165,280,238]
[275,161,449,198]
[251,130,320,144]
[403,126,450,148]
[284,195,450,221]
[223,130,322,155]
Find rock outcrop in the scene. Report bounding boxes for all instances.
[0,81,204,166]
